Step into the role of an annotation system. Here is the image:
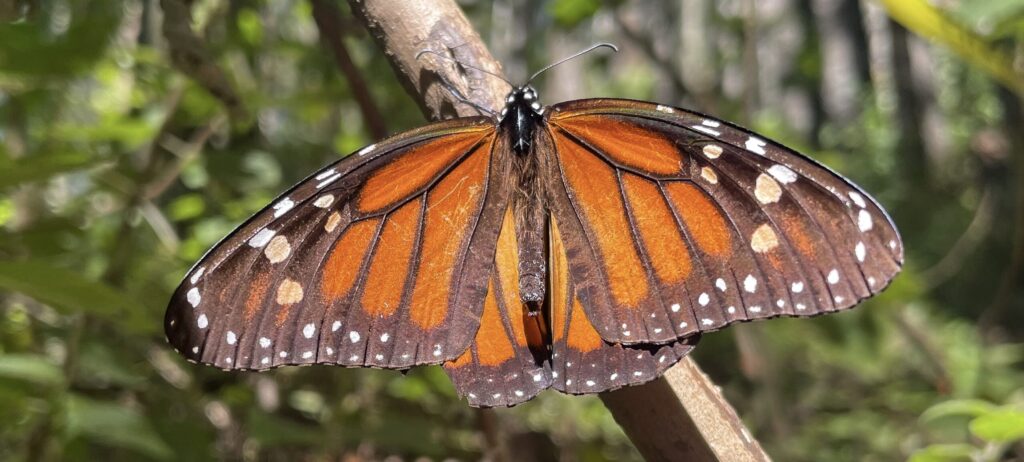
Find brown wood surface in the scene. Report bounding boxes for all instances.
[346,1,772,460]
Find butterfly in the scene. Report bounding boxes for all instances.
[164,44,902,407]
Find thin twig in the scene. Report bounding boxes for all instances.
[311,0,389,140]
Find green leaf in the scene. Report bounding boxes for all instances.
[65,394,173,460]
[0,261,135,317]
[907,444,974,462]
[920,399,997,422]
[969,409,1024,443]
[548,0,603,27]
[0,152,99,189]
[0,354,64,387]
[877,0,1024,97]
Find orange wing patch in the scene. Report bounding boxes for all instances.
[475,280,516,366]
[321,218,380,302]
[663,182,732,259]
[553,115,683,176]
[244,270,270,322]
[408,141,492,330]
[360,199,421,317]
[622,174,693,284]
[549,218,602,353]
[565,297,603,353]
[357,129,492,213]
[555,133,649,308]
[494,208,530,347]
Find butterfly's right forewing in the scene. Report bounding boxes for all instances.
[164,118,506,370]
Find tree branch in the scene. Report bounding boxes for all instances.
[346,1,770,460]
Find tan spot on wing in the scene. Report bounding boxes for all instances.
[357,129,491,213]
[321,219,380,301]
[361,200,421,317]
[664,182,732,258]
[276,278,304,305]
[555,133,649,308]
[325,211,342,233]
[703,144,723,159]
[264,235,291,263]
[755,173,782,204]
[701,166,718,184]
[553,116,684,175]
[622,173,692,284]
[750,224,779,253]
[408,142,491,330]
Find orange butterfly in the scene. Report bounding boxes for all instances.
[165,45,902,407]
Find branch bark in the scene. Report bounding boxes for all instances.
[346,1,770,460]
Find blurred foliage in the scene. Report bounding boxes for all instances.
[0,0,1023,461]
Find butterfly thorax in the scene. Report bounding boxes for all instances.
[498,85,544,155]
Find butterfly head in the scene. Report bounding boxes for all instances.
[499,85,543,120]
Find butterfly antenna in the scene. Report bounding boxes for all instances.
[415,49,514,88]
[526,43,618,85]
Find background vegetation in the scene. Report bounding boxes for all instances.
[1,0,1023,460]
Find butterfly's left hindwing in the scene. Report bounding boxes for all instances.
[164,118,507,370]
[543,99,903,346]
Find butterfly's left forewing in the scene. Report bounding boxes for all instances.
[165,118,507,370]
[543,99,903,346]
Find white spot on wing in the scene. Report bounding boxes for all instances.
[248,229,276,248]
[716,278,727,291]
[315,169,337,180]
[331,320,341,332]
[858,210,873,231]
[226,331,237,345]
[744,274,758,293]
[380,333,389,343]
[692,125,721,136]
[745,137,767,154]
[827,269,840,284]
[855,242,866,262]
[197,314,208,329]
[849,191,867,208]
[349,331,360,343]
[273,198,294,218]
[303,323,316,339]
[302,351,314,359]
[317,173,342,189]
[768,165,797,184]
[792,281,804,293]
[187,288,201,307]
[358,144,376,156]
[671,303,681,312]
[703,144,723,159]
[190,267,206,284]
[698,293,710,306]
[656,104,674,113]
[259,337,271,348]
